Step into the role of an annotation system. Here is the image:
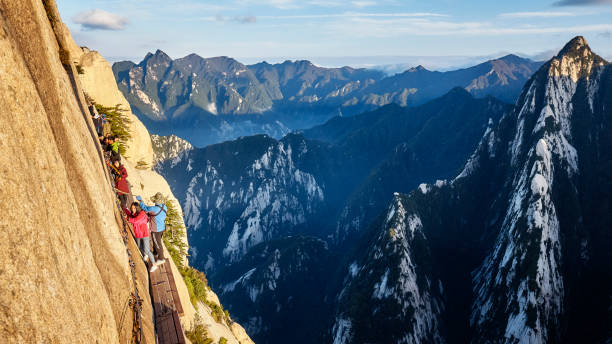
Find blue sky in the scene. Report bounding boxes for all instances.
[58,0,612,69]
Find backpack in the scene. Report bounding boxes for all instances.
[147,205,167,232]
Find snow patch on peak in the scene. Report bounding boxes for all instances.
[332,318,352,344]
[531,173,548,196]
[348,262,359,278]
[418,183,429,194]
[217,141,324,261]
[207,102,218,115]
[335,197,442,343]
[222,267,256,293]
[372,269,393,299]
[472,67,585,342]
[435,179,447,188]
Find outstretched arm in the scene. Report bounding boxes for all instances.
[140,202,153,211]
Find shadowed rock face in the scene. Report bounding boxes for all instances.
[332,36,612,344]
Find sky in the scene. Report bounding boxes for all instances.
[58,0,612,70]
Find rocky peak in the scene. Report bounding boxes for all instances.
[408,65,428,72]
[206,56,246,73]
[151,134,194,166]
[498,53,522,61]
[548,36,607,82]
[154,49,170,58]
[557,36,589,57]
[496,53,532,66]
[142,49,172,66]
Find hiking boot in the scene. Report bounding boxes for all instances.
[149,264,158,273]
[144,255,150,263]
[155,259,166,266]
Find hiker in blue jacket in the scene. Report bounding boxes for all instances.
[136,192,167,264]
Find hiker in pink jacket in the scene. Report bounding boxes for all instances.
[125,202,158,272]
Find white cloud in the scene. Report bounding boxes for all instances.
[72,9,129,30]
[352,1,377,7]
[498,11,577,18]
[307,0,345,7]
[554,0,612,6]
[191,11,447,23]
[257,12,447,20]
[236,0,301,9]
[236,0,370,9]
[216,15,257,23]
[326,16,612,38]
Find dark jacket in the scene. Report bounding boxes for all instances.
[106,143,121,162]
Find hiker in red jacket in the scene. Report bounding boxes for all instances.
[112,158,130,209]
[125,202,158,272]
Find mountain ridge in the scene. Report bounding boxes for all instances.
[153,87,509,343]
[114,50,541,147]
[332,36,612,344]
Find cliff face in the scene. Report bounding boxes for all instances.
[0,1,252,343]
[71,46,154,168]
[0,0,154,342]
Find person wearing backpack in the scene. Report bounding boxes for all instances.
[137,192,168,265]
[111,158,130,209]
[125,202,158,273]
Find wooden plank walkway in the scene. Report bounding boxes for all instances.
[150,260,186,344]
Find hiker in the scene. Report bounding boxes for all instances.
[106,135,120,154]
[101,112,111,136]
[137,192,167,264]
[88,104,102,136]
[125,202,159,272]
[105,135,121,162]
[100,133,111,150]
[111,158,130,209]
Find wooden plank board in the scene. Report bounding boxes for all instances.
[151,276,166,317]
[164,261,184,316]
[149,259,187,344]
[163,314,179,343]
[172,310,187,344]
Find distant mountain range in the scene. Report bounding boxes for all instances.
[152,36,612,344]
[114,51,541,147]
[153,87,509,343]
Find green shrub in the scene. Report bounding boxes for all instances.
[95,104,132,155]
[161,200,231,325]
[75,64,85,75]
[207,301,225,323]
[181,266,208,307]
[135,160,149,170]
[58,48,70,67]
[163,199,188,269]
[42,0,58,26]
[186,315,213,344]
[219,338,228,344]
